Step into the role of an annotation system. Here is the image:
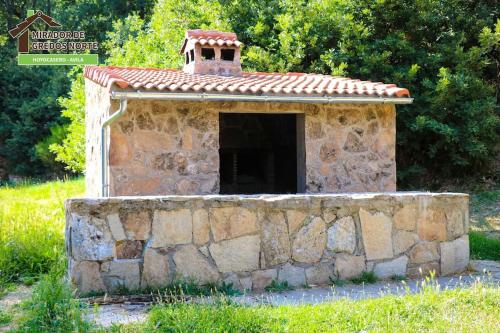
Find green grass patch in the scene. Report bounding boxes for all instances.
[119,283,500,333]
[469,231,500,261]
[0,178,84,292]
[0,308,12,325]
[15,272,90,333]
[81,280,242,298]
[351,271,377,284]
[265,279,294,293]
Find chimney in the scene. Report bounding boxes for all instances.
[180,30,242,76]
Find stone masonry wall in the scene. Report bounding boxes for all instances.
[85,79,116,197]
[66,193,469,293]
[87,93,397,196]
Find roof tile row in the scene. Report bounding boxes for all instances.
[84,66,410,98]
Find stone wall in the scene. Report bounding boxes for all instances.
[85,79,117,197]
[85,86,397,196]
[66,192,469,293]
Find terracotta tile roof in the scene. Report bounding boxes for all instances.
[83,66,410,98]
[180,29,242,53]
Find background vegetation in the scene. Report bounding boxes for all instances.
[0,178,84,294]
[0,0,498,188]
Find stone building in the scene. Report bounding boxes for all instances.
[66,30,469,293]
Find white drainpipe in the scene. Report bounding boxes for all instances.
[101,99,127,197]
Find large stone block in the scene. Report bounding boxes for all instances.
[70,261,105,293]
[101,260,141,291]
[71,214,114,261]
[393,230,418,255]
[409,242,439,264]
[115,240,143,259]
[417,208,446,241]
[122,211,151,240]
[445,210,465,240]
[278,263,306,287]
[142,248,171,288]
[193,209,210,245]
[107,213,126,241]
[286,210,308,234]
[327,216,356,254]
[394,204,417,231]
[173,245,219,283]
[359,208,393,260]
[292,217,326,263]
[251,269,277,290]
[334,254,366,280]
[305,263,334,285]
[152,209,192,247]
[261,211,291,266]
[210,207,258,242]
[440,235,469,275]
[373,256,408,279]
[209,235,260,273]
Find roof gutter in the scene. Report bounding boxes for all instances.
[110,91,413,104]
[101,99,127,197]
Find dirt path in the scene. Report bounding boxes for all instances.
[0,285,32,333]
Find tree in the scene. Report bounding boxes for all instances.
[0,0,154,179]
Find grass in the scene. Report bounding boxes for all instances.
[469,231,500,261]
[0,178,84,293]
[15,271,90,333]
[0,309,12,325]
[81,280,242,298]
[468,187,500,261]
[265,280,294,292]
[350,271,377,284]
[115,282,500,332]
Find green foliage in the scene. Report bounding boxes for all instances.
[0,0,153,179]
[469,231,500,261]
[0,309,12,326]
[264,279,294,292]
[351,271,378,284]
[16,272,90,333]
[0,44,69,177]
[104,0,229,68]
[49,70,86,173]
[0,178,84,292]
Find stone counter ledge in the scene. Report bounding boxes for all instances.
[65,192,469,293]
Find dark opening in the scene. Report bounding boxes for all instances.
[185,52,189,64]
[219,113,303,194]
[201,48,215,60]
[221,48,235,61]
[190,49,194,61]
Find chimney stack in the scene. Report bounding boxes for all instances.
[180,29,242,76]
